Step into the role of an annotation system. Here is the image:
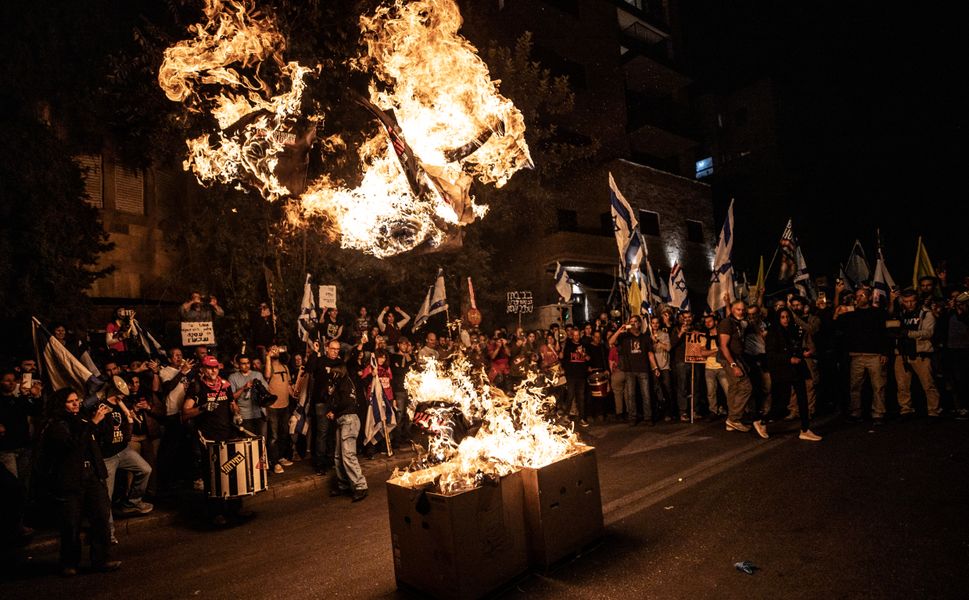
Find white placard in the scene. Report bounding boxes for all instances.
[181,321,216,347]
[319,285,337,309]
[506,290,534,314]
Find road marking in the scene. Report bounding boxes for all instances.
[611,424,715,457]
[603,438,783,525]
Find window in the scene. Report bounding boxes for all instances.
[600,212,615,236]
[639,210,660,236]
[114,166,145,215]
[75,154,103,208]
[557,209,578,232]
[686,220,704,243]
[695,156,713,178]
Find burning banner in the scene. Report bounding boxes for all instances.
[159,0,532,257]
[394,356,583,495]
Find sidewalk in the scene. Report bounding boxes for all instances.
[22,448,416,553]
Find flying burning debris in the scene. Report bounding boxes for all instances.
[158,0,314,201]
[395,357,582,495]
[159,0,532,257]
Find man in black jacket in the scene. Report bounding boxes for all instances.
[326,365,368,501]
[306,340,345,474]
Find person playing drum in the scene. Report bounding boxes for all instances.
[182,355,252,526]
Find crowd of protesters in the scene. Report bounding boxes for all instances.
[3,270,968,574]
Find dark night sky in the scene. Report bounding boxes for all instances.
[678,1,965,285]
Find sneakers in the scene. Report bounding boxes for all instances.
[956,408,969,421]
[118,499,153,515]
[330,488,350,497]
[273,464,285,474]
[94,560,122,573]
[784,411,799,421]
[351,489,369,502]
[725,419,750,433]
[752,420,769,439]
[278,458,294,467]
[61,567,78,577]
[579,419,590,428]
[799,429,822,442]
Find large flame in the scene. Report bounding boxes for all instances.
[158,0,313,201]
[159,0,531,257]
[394,356,582,495]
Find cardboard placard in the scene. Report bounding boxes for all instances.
[319,285,337,309]
[181,321,215,347]
[506,291,534,314]
[685,332,706,364]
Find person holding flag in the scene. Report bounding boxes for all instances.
[297,273,318,349]
[361,351,397,458]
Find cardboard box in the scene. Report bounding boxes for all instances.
[521,446,604,568]
[386,469,529,599]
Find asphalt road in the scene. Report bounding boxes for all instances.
[3,415,967,599]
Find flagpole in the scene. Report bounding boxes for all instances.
[763,246,780,282]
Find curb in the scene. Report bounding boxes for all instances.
[23,451,415,553]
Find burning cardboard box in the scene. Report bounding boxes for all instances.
[521,446,604,568]
[386,467,529,599]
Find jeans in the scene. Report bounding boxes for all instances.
[566,377,587,420]
[266,406,291,464]
[312,403,333,469]
[705,367,730,415]
[334,414,366,491]
[655,369,674,417]
[104,445,152,504]
[624,371,651,420]
[242,417,267,441]
[127,438,159,497]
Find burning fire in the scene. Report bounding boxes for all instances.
[158,0,313,201]
[395,357,582,495]
[159,0,532,257]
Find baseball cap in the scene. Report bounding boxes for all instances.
[201,356,219,368]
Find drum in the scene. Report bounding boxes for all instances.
[588,369,610,398]
[203,436,269,499]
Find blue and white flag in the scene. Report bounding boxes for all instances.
[624,230,646,276]
[364,365,397,446]
[609,172,638,267]
[872,237,896,308]
[289,373,311,437]
[645,259,669,306]
[554,262,575,303]
[844,240,870,287]
[669,263,691,311]
[707,200,736,313]
[32,317,99,395]
[793,245,815,300]
[297,273,317,343]
[133,320,167,359]
[413,269,448,331]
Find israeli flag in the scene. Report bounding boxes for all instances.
[554,262,575,303]
[609,172,639,267]
[707,200,736,313]
[669,263,691,311]
[872,246,896,308]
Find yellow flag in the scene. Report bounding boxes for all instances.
[628,277,643,317]
[912,236,937,290]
